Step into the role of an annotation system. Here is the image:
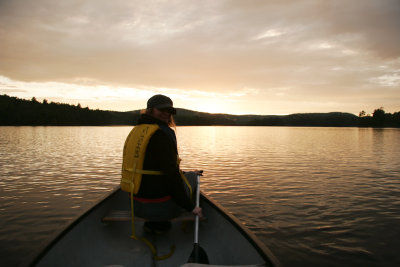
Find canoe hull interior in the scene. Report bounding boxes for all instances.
[31,188,279,267]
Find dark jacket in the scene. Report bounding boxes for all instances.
[135,114,195,212]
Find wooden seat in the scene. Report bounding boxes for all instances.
[102,210,205,222]
[181,264,267,267]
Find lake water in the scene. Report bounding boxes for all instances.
[0,126,399,267]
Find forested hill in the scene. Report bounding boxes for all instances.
[1,94,138,126]
[1,94,399,127]
[173,108,360,127]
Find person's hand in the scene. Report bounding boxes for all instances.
[194,170,203,176]
[192,206,203,218]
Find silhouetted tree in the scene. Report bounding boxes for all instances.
[372,107,385,127]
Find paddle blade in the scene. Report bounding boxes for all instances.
[188,243,209,264]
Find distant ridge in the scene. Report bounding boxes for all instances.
[173,108,359,126]
[1,94,399,127]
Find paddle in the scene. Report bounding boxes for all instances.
[187,174,209,264]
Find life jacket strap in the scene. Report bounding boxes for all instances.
[121,168,163,187]
[177,157,193,200]
[180,170,193,200]
[129,184,175,261]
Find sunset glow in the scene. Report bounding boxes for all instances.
[1,0,399,115]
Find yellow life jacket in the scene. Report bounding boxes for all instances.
[121,123,193,197]
[121,124,163,194]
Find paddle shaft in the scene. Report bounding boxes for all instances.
[194,174,200,244]
[188,174,209,264]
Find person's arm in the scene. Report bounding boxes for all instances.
[151,131,195,212]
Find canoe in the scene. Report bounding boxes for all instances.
[29,186,280,267]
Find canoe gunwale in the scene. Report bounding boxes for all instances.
[26,185,121,267]
[27,186,280,267]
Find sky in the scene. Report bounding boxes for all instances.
[1,0,400,115]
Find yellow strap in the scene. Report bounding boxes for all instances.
[177,157,193,200]
[144,239,175,261]
[121,168,163,186]
[180,171,193,200]
[129,183,175,261]
[121,178,133,184]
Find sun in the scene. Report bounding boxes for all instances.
[195,101,226,114]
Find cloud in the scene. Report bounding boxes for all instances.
[0,0,399,114]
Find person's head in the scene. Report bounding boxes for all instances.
[145,94,176,126]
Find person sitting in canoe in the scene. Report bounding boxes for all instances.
[121,94,203,234]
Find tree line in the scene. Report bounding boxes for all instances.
[1,94,138,126]
[1,94,399,127]
[358,107,400,127]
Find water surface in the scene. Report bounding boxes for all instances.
[0,126,399,266]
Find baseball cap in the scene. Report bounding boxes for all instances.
[146,94,176,114]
